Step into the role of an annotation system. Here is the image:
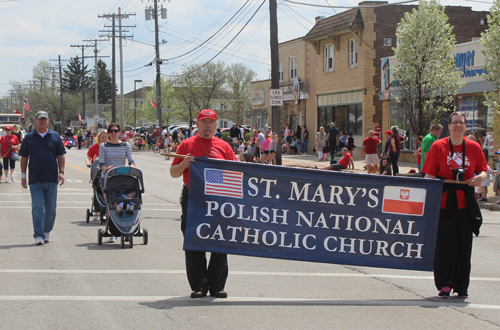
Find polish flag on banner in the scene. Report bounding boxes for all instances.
[147,95,157,108]
[204,168,243,199]
[382,186,426,216]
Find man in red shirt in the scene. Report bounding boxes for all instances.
[318,148,353,171]
[170,109,236,299]
[423,111,487,299]
[362,130,380,174]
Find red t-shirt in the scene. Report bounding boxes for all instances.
[422,137,487,209]
[87,143,100,162]
[338,152,352,168]
[374,127,382,140]
[171,135,237,186]
[416,146,422,165]
[127,132,135,139]
[362,137,380,154]
[0,134,19,158]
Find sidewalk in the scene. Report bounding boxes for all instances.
[279,152,500,212]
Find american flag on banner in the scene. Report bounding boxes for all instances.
[23,98,32,112]
[204,168,243,199]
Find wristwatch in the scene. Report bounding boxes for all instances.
[59,171,64,174]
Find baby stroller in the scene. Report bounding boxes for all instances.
[86,157,106,224]
[97,166,148,248]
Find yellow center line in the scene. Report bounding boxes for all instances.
[66,162,90,175]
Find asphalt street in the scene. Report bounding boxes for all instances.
[0,148,499,329]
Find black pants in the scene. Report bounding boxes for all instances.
[433,208,473,294]
[180,185,228,293]
[329,141,336,159]
[389,153,399,175]
[78,136,83,149]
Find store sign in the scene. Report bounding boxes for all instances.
[251,90,265,106]
[453,50,488,78]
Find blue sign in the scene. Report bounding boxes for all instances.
[184,158,444,271]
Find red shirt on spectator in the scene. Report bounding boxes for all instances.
[0,134,19,158]
[87,143,100,162]
[338,152,352,168]
[374,126,382,140]
[362,137,380,154]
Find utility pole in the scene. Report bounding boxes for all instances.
[70,44,93,125]
[269,0,282,165]
[100,10,135,127]
[50,57,69,133]
[145,1,167,127]
[83,38,110,126]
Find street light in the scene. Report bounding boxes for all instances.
[134,80,143,129]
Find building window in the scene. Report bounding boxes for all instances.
[279,60,283,82]
[220,102,227,110]
[349,39,357,68]
[290,57,297,80]
[324,45,334,72]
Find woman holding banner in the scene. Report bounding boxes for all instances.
[423,111,487,299]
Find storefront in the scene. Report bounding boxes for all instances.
[317,90,363,134]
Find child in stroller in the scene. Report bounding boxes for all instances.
[115,189,137,216]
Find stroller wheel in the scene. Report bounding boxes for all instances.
[97,229,104,245]
[86,209,91,223]
[121,235,125,249]
[142,228,148,245]
[129,234,133,248]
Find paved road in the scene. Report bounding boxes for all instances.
[0,149,499,329]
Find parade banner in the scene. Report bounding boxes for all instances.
[184,158,444,271]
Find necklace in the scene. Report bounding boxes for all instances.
[199,136,213,158]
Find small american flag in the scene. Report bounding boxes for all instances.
[205,168,243,199]
[23,98,32,112]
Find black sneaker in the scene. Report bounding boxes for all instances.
[458,291,469,298]
[438,286,451,298]
[210,290,228,298]
[190,287,208,299]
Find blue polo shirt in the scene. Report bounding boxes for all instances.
[19,129,66,184]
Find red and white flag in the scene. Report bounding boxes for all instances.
[147,95,157,108]
[382,186,426,216]
[24,98,32,112]
[204,168,243,199]
[78,113,82,121]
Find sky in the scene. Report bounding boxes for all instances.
[0,0,493,100]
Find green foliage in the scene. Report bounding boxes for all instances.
[89,60,112,104]
[62,56,91,94]
[481,0,500,115]
[393,0,464,137]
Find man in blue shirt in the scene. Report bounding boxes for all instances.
[19,111,66,245]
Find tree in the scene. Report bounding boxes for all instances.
[62,56,90,93]
[173,61,227,126]
[32,60,54,93]
[393,0,464,138]
[225,63,257,124]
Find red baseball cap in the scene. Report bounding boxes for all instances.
[197,109,217,121]
[384,130,392,135]
[5,125,13,130]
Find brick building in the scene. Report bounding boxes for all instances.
[251,1,489,154]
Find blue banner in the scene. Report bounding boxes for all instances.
[184,158,444,271]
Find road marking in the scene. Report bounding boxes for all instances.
[0,295,498,309]
[0,269,498,282]
[66,162,89,174]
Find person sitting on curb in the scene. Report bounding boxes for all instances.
[316,148,353,171]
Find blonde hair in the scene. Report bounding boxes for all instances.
[94,129,108,144]
[320,126,324,132]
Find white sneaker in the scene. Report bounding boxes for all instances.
[44,232,51,243]
[4,178,8,183]
[9,174,14,182]
[107,237,116,243]
[35,237,44,245]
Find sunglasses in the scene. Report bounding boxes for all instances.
[109,129,120,133]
